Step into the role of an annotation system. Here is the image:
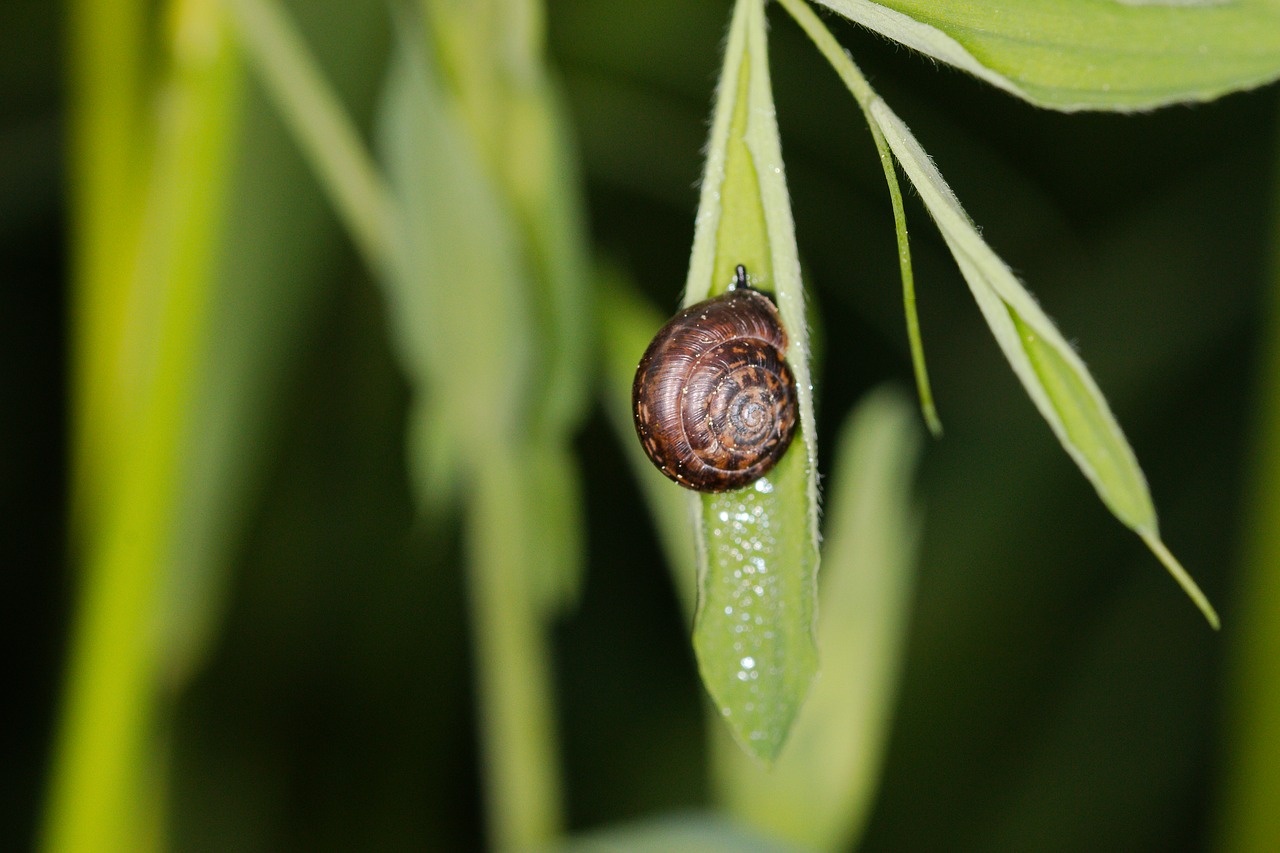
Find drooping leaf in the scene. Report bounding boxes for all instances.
[783,0,1217,625]
[867,98,1217,626]
[378,27,531,473]
[715,386,923,851]
[777,0,940,435]
[684,0,821,763]
[377,12,577,847]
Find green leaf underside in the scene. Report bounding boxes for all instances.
[378,30,532,471]
[867,95,1218,626]
[385,12,586,616]
[697,447,816,762]
[1010,310,1151,526]
[686,0,820,763]
[816,0,1280,111]
[715,388,923,851]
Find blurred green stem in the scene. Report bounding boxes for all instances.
[67,0,146,542]
[426,3,569,845]
[468,456,564,850]
[45,1,241,850]
[231,0,569,846]
[227,0,397,277]
[1217,114,1280,852]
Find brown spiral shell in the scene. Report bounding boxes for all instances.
[632,274,798,492]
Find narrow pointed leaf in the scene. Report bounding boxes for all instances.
[777,0,940,436]
[506,81,593,438]
[868,96,1217,627]
[377,30,531,466]
[781,1,1217,625]
[682,0,821,763]
[815,0,1280,111]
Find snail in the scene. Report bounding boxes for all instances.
[632,265,799,492]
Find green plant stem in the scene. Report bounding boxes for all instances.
[1216,129,1280,851]
[68,0,148,543]
[227,0,397,277]
[43,2,241,849]
[776,0,941,436]
[468,454,564,851]
[232,1,568,843]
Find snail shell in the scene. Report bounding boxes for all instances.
[632,271,798,492]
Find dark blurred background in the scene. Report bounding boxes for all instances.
[6,0,1278,849]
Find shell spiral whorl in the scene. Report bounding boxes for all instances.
[632,275,798,493]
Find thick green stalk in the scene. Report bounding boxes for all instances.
[67,0,147,541]
[44,1,241,849]
[468,455,563,850]
[1217,123,1280,853]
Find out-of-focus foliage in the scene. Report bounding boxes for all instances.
[6,0,1280,850]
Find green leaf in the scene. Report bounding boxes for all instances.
[378,15,573,849]
[377,25,531,469]
[607,280,913,806]
[424,0,592,440]
[815,0,1280,111]
[777,0,940,436]
[503,80,593,439]
[715,386,924,851]
[866,96,1218,627]
[684,0,821,764]
[785,0,1217,625]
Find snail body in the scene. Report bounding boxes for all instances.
[632,266,799,492]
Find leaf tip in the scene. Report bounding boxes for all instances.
[1140,530,1220,630]
[922,405,943,439]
